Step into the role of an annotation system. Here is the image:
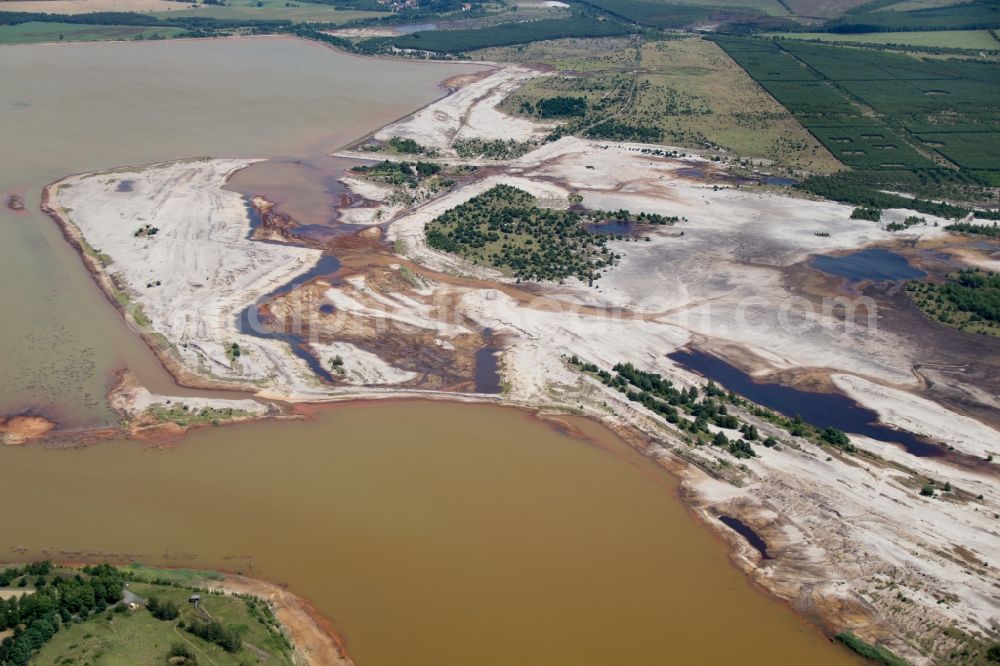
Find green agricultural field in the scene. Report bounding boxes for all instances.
[641,0,790,15]
[766,29,1000,50]
[713,36,1000,176]
[806,123,937,168]
[154,0,385,24]
[571,0,716,27]
[914,131,1000,170]
[0,20,186,44]
[826,0,1000,31]
[779,0,872,19]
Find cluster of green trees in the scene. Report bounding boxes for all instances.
[385,136,430,155]
[520,96,588,119]
[798,171,1000,221]
[186,618,242,653]
[425,184,621,284]
[568,356,855,454]
[591,208,680,225]
[146,596,180,621]
[351,159,442,186]
[851,207,882,222]
[0,563,124,666]
[453,138,535,160]
[886,215,925,232]
[585,118,662,143]
[946,221,1000,237]
[907,269,1000,336]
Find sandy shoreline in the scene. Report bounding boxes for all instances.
[21,51,1000,666]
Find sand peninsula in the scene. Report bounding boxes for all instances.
[38,63,1000,664]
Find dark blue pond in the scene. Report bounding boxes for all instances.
[669,349,943,457]
[474,328,502,394]
[811,249,926,283]
[763,176,796,186]
[585,221,636,236]
[395,23,437,34]
[718,516,772,560]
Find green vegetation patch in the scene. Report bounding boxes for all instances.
[946,220,1000,236]
[494,37,840,172]
[796,168,999,219]
[0,21,186,44]
[907,268,1000,337]
[0,561,292,666]
[352,159,443,185]
[453,137,537,160]
[834,631,910,666]
[532,95,589,118]
[425,184,638,284]
[146,403,250,427]
[568,357,856,453]
[385,15,632,53]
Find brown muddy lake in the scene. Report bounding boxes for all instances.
[1,37,856,666]
[0,36,479,427]
[0,401,855,666]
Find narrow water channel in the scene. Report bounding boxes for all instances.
[669,348,944,456]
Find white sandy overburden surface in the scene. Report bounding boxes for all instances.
[833,374,1000,458]
[374,66,553,151]
[47,64,1000,658]
[54,159,326,393]
[310,341,417,385]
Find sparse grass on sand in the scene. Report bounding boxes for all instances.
[146,403,250,427]
[767,29,1000,50]
[487,36,842,173]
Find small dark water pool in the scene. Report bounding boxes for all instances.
[585,221,637,236]
[676,166,705,179]
[669,349,943,457]
[116,180,134,192]
[810,249,926,283]
[762,176,796,186]
[395,22,437,34]
[474,328,502,394]
[718,516,772,560]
